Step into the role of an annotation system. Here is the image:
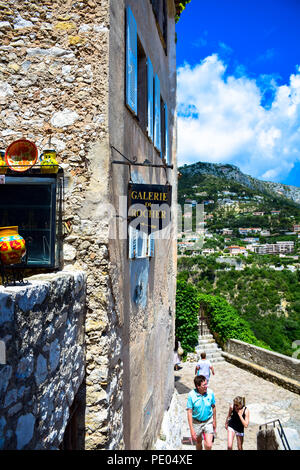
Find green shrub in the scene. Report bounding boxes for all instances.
[197,293,269,349]
[175,280,199,354]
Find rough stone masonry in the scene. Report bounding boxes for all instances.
[0,0,123,449]
[0,270,86,449]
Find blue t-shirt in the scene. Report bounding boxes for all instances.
[186,388,215,421]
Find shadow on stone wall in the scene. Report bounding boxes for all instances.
[59,380,86,450]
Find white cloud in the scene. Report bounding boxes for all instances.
[177,54,300,183]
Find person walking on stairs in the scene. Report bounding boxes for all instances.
[195,352,215,383]
[187,375,216,450]
[225,396,250,450]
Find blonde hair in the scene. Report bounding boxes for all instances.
[233,396,245,407]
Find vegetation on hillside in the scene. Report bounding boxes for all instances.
[176,279,268,354]
[177,256,300,357]
[176,161,300,358]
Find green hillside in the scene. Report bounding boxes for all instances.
[176,161,300,358]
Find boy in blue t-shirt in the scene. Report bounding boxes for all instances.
[186,375,216,450]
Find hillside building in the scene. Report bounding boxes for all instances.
[239,228,262,235]
[228,246,247,255]
[249,241,294,255]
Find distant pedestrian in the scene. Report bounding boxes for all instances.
[195,352,215,383]
[174,337,183,371]
[225,396,250,450]
[187,375,216,450]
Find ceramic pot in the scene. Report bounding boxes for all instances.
[0,159,7,175]
[40,149,59,174]
[0,226,26,265]
[0,150,7,175]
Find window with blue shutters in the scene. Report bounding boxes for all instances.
[148,233,155,257]
[124,7,170,164]
[150,0,168,52]
[164,102,170,163]
[129,226,154,259]
[154,74,161,152]
[137,38,147,131]
[147,57,154,142]
[126,6,138,115]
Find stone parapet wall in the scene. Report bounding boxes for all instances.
[225,339,300,381]
[0,270,86,450]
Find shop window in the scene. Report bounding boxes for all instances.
[0,171,63,269]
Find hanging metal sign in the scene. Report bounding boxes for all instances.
[128,183,172,234]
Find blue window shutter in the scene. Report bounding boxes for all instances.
[126,6,137,115]
[147,57,154,142]
[129,226,137,259]
[148,233,155,257]
[164,102,169,163]
[154,74,161,152]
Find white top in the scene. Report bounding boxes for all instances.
[196,359,211,380]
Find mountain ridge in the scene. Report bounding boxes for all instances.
[179,161,300,205]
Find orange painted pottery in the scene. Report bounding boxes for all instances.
[0,226,26,265]
[5,139,38,172]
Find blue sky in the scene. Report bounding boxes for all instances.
[176,0,300,186]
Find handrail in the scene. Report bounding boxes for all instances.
[259,419,291,450]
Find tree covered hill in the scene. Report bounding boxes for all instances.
[176,161,300,358]
[179,161,300,206]
[178,161,300,233]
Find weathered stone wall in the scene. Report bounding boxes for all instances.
[225,339,300,380]
[109,0,178,449]
[0,270,85,449]
[0,0,123,449]
[1,0,178,450]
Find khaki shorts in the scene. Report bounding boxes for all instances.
[192,416,214,437]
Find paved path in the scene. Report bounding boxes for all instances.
[175,360,300,451]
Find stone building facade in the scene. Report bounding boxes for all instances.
[0,0,178,450]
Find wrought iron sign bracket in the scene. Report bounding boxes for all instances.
[111,145,173,186]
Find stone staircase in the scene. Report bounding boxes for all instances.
[195,320,225,364]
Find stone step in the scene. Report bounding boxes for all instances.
[210,357,225,363]
[198,334,213,339]
[197,341,221,348]
[204,350,224,358]
[196,346,220,354]
[196,351,225,361]
[195,321,226,363]
[197,339,218,346]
